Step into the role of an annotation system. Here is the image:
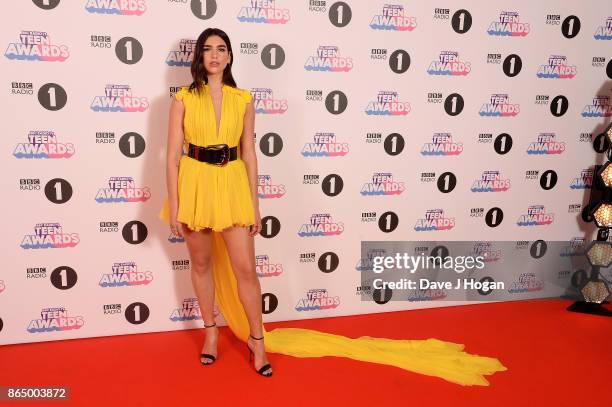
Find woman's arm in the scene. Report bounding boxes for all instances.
[240,101,261,236]
[166,97,185,235]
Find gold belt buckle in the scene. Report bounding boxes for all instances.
[207,144,229,166]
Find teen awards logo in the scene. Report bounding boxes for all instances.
[255,255,283,277]
[427,51,471,76]
[517,205,554,226]
[508,272,544,293]
[0,280,5,294]
[251,88,287,114]
[258,175,286,199]
[27,307,84,333]
[21,223,79,249]
[421,133,463,156]
[304,46,353,72]
[295,289,340,311]
[298,213,344,237]
[408,288,447,302]
[166,39,195,67]
[560,237,586,257]
[471,171,511,192]
[470,242,502,263]
[301,132,349,157]
[581,96,612,118]
[370,4,417,31]
[356,248,387,272]
[170,298,201,322]
[594,17,612,40]
[487,11,530,36]
[527,133,565,155]
[5,31,69,62]
[85,0,146,15]
[537,55,577,79]
[479,94,520,117]
[365,91,410,115]
[237,0,290,24]
[99,262,153,287]
[361,172,405,196]
[91,85,149,112]
[13,131,75,159]
[570,168,593,189]
[414,209,455,231]
[95,177,150,203]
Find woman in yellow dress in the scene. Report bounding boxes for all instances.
[161,27,507,385]
[160,27,271,376]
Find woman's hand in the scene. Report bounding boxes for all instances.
[249,207,262,237]
[170,220,183,238]
[170,206,183,237]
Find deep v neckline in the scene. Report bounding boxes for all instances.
[208,84,225,139]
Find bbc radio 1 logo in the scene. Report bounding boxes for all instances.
[91,85,149,112]
[517,205,554,226]
[421,133,463,156]
[487,11,530,36]
[166,39,195,67]
[256,254,283,277]
[427,51,471,76]
[4,31,69,61]
[415,209,455,231]
[21,223,79,249]
[85,0,146,15]
[570,168,593,190]
[237,0,290,24]
[258,175,285,198]
[295,289,340,311]
[594,17,612,40]
[302,132,349,157]
[361,172,405,196]
[581,96,612,118]
[95,177,151,203]
[471,171,510,192]
[13,131,74,159]
[508,272,544,293]
[537,55,577,79]
[370,4,416,31]
[170,298,201,322]
[27,307,84,333]
[365,91,410,115]
[304,46,352,72]
[298,213,344,237]
[434,9,473,34]
[527,133,565,155]
[99,262,153,287]
[251,88,287,114]
[479,94,520,117]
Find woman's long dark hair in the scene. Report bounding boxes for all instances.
[189,28,237,92]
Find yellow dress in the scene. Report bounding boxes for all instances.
[160,85,507,386]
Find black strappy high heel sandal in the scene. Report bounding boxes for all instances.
[200,323,217,366]
[247,334,273,377]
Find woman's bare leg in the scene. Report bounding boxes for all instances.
[181,224,218,364]
[221,226,271,375]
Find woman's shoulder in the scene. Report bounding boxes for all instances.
[226,86,252,103]
[174,86,191,102]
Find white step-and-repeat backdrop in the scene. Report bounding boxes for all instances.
[1,0,611,345]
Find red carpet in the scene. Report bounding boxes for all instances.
[1,299,609,406]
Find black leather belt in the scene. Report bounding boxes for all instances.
[187,143,237,166]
